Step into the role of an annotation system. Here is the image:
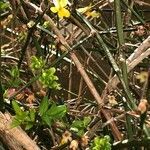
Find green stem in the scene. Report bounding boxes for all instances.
[115,0,134,139]
[114,0,124,45]
[121,0,145,24]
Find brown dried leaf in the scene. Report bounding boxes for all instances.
[26,94,36,104]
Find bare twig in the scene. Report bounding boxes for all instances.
[0,112,40,150]
[107,36,150,92]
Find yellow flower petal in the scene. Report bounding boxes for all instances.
[77,6,91,14]
[60,0,68,7]
[86,10,100,18]
[58,8,70,18]
[136,71,148,83]
[53,0,60,8]
[50,7,58,13]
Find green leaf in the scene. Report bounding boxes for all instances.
[77,129,84,137]
[49,67,56,74]
[8,66,22,87]
[24,115,32,122]
[70,126,85,137]
[47,104,67,119]
[16,111,29,121]
[70,127,79,133]
[90,136,111,150]
[42,114,52,126]
[25,122,34,130]
[83,117,91,127]
[39,68,61,90]
[29,108,36,122]
[39,96,49,116]
[12,101,23,116]
[0,2,9,10]
[30,56,45,71]
[70,117,91,137]
[11,118,22,128]
[10,66,20,78]
[71,120,84,129]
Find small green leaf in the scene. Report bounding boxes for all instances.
[25,122,34,130]
[83,117,91,127]
[0,2,9,10]
[39,68,61,90]
[11,118,22,128]
[8,66,22,87]
[42,114,52,126]
[10,66,20,78]
[12,101,23,116]
[70,126,84,137]
[49,67,56,74]
[90,136,111,150]
[47,104,67,119]
[71,120,84,129]
[42,21,50,28]
[70,117,91,137]
[77,129,84,137]
[39,96,49,116]
[16,111,30,122]
[29,108,36,122]
[30,56,45,71]
[25,115,32,122]
[70,127,79,133]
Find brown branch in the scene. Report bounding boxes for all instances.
[101,109,123,141]
[0,112,40,150]
[106,36,150,92]
[127,36,150,64]
[128,48,150,70]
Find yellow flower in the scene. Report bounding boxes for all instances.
[86,10,100,18]
[136,71,148,83]
[77,6,91,14]
[50,0,70,18]
[77,5,100,18]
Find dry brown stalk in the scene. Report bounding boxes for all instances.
[106,36,150,92]
[0,112,40,150]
